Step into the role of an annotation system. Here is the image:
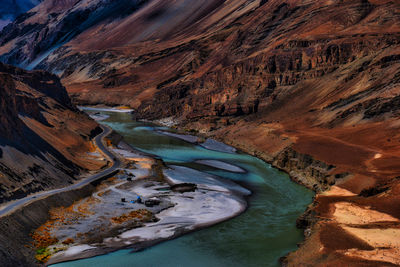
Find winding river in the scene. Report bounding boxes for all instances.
[54,111,313,267]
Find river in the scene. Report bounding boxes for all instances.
[54,111,313,267]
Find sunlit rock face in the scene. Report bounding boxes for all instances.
[0,0,42,30]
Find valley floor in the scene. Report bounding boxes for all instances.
[14,109,250,266]
[45,143,248,265]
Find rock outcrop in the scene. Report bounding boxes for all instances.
[0,62,102,203]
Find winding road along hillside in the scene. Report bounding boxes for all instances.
[0,125,121,216]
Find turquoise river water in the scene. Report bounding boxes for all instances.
[54,111,313,267]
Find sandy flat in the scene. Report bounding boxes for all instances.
[322,186,357,197]
[164,165,251,195]
[344,248,400,265]
[342,227,400,248]
[341,227,400,265]
[63,245,96,257]
[157,131,199,143]
[200,139,237,154]
[195,159,246,173]
[334,202,399,225]
[78,106,133,113]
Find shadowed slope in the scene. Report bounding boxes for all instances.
[0,63,103,203]
[0,0,42,30]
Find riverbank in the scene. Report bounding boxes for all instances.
[0,170,117,267]
[172,118,400,266]
[46,146,249,266]
[40,110,251,265]
[50,109,313,267]
[0,122,121,267]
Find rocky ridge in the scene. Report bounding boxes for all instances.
[1,0,400,266]
[0,62,103,203]
[0,0,42,30]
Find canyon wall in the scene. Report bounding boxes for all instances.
[1,0,400,266]
[0,63,103,203]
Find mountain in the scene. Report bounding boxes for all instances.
[0,62,102,203]
[0,0,148,68]
[0,0,42,30]
[1,0,400,266]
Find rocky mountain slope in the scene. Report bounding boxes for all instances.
[0,0,42,30]
[1,0,400,266]
[0,62,103,203]
[0,0,148,69]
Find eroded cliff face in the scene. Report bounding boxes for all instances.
[0,63,103,203]
[1,0,400,266]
